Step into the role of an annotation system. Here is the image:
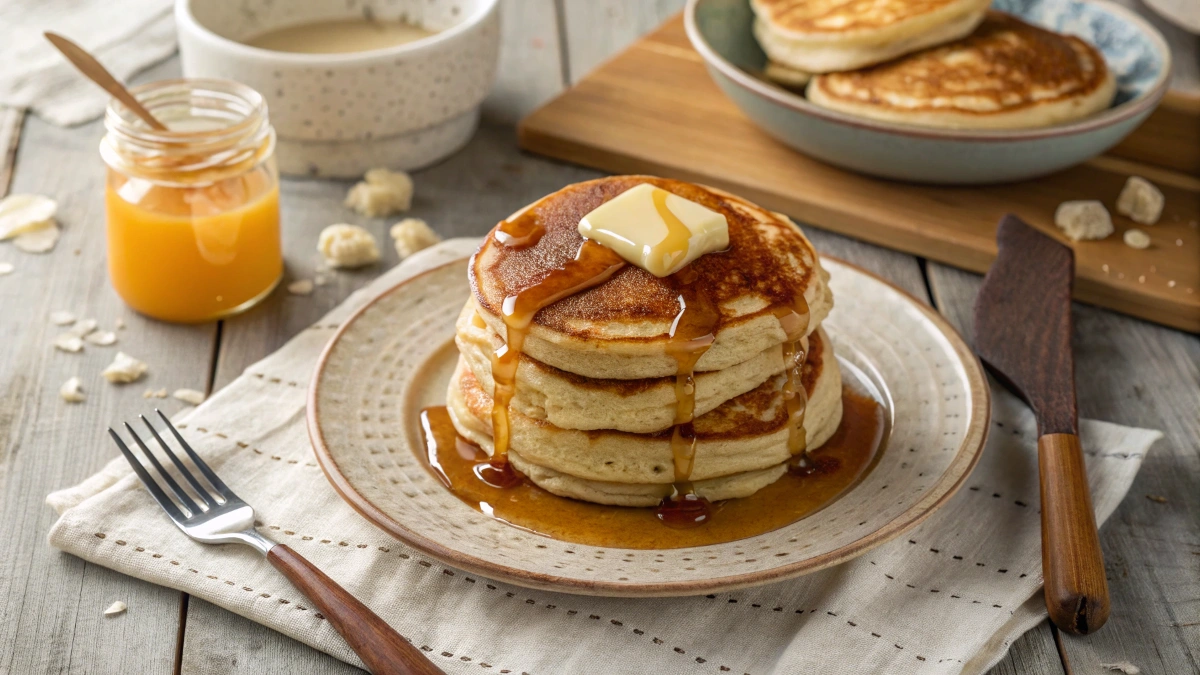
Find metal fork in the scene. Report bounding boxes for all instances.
[109,410,443,675]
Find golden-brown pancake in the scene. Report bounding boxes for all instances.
[806,12,1116,129]
[752,0,990,72]
[470,176,833,380]
[446,328,844,506]
[455,297,796,433]
[764,60,813,89]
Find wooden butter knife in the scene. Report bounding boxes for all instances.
[973,214,1110,635]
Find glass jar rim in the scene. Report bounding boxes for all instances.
[105,78,267,144]
[102,78,274,186]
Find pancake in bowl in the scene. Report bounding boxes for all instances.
[470,176,833,380]
[763,60,813,90]
[752,0,990,73]
[806,12,1116,129]
[447,328,844,506]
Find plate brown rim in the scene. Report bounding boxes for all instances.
[307,253,992,597]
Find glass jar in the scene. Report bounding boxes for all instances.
[101,78,282,323]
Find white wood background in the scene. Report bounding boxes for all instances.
[0,1,1196,673]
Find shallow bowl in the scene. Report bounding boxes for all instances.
[685,0,1172,184]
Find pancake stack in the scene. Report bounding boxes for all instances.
[753,0,1115,130]
[447,176,843,507]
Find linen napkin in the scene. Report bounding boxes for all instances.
[0,0,176,126]
[47,238,1160,675]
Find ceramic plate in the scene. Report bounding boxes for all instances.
[308,256,990,596]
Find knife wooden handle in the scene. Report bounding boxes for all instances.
[1037,433,1110,634]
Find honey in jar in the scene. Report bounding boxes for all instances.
[100,79,282,323]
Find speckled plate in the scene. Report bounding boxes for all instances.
[308,256,989,596]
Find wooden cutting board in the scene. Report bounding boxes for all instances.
[518,16,1200,333]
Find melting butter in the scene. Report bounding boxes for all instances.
[577,183,728,277]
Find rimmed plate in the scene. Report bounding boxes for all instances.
[308,255,989,596]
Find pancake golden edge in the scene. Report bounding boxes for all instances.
[764,61,813,89]
[470,176,834,380]
[752,0,990,72]
[446,328,844,507]
[455,297,795,434]
[806,12,1117,129]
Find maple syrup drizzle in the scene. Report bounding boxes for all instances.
[493,203,546,248]
[656,267,721,528]
[648,187,695,277]
[487,213,626,483]
[647,192,727,527]
[773,297,811,472]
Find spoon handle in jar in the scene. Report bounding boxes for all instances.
[44,32,169,132]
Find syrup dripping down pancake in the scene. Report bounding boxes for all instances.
[446,328,843,507]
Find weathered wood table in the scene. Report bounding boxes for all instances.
[1,2,1196,673]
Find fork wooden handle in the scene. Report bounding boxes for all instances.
[267,545,445,675]
[1038,433,1110,634]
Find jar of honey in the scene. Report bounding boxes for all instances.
[100,79,282,323]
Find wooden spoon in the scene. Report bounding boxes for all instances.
[973,214,1110,634]
[44,32,168,131]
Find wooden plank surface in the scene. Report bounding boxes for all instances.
[0,107,22,195]
[519,17,1200,334]
[0,60,213,674]
[927,262,1200,675]
[483,0,570,124]
[3,1,1193,673]
[562,0,686,81]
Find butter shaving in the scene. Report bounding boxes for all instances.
[345,168,413,217]
[68,318,99,338]
[86,330,118,346]
[287,279,314,295]
[103,352,148,383]
[173,388,206,406]
[53,334,84,353]
[318,224,380,268]
[13,222,60,253]
[390,218,441,259]
[60,376,85,403]
[0,194,57,240]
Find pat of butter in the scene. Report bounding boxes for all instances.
[578,183,729,277]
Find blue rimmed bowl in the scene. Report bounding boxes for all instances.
[684,0,1172,184]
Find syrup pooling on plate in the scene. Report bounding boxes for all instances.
[486,210,625,483]
[417,386,884,549]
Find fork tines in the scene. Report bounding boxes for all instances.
[108,410,232,521]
